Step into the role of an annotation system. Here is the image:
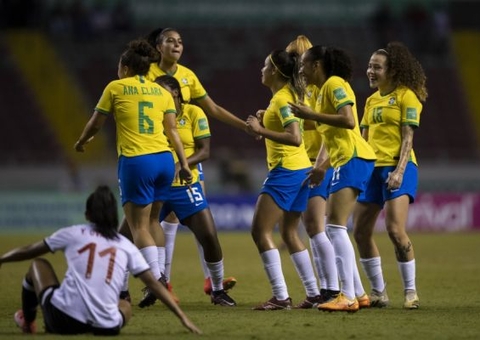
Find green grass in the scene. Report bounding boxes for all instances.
[1,231,479,339]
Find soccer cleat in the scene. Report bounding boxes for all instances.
[320,289,340,303]
[211,290,236,307]
[166,282,180,304]
[317,293,359,313]
[294,295,324,309]
[357,293,371,309]
[203,276,237,295]
[119,290,131,303]
[14,310,37,334]
[370,285,389,308]
[138,274,168,308]
[253,296,292,310]
[403,289,419,309]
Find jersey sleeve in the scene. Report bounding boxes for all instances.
[44,225,78,252]
[360,99,370,130]
[95,81,117,115]
[274,96,299,127]
[326,77,354,112]
[191,105,211,139]
[189,71,208,101]
[400,89,422,128]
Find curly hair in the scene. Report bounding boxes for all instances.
[120,39,157,75]
[378,41,428,102]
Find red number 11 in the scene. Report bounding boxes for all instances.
[78,243,117,284]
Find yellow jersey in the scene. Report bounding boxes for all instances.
[315,76,376,167]
[147,63,207,103]
[170,103,211,186]
[95,75,175,157]
[263,84,311,171]
[361,86,422,166]
[303,84,323,164]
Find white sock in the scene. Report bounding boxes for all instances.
[360,257,385,292]
[310,232,339,291]
[161,221,178,281]
[398,259,416,291]
[206,259,224,292]
[353,260,366,297]
[326,224,356,299]
[291,249,320,297]
[157,246,166,278]
[140,246,160,280]
[196,237,210,279]
[261,249,289,300]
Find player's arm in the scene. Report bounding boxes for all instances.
[289,102,355,129]
[0,241,50,266]
[74,111,108,152]
[387,125,414,190]
[246,116,302,146]
[188,137,210,167]
[163,113,192,184]
[197,96,248,132]
[137,270,202,334]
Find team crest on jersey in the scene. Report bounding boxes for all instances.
[179,118,186,126]
[181,78,188,85]
[333,88,347,100]
[389,97,395,105]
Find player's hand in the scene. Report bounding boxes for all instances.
[246,115,262,135]
[288,101,316,120]
[303,166,326,187]
[386,170,403,190]
[178,165,193,186]
[74,137,94,152]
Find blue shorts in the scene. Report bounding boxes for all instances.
[118,152,174,206]
[309,167,333,200]
[260,166,311,212]
[358,162,418,207]
[160,182,208,222]
[198,163,205,181]
[329,158,375,195]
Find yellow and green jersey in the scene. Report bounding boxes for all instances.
[263,84,311,171]
[95,75,175,157]
[303,84,323,164]
[147,63,207,103]
[315,76,376,167]
[361,86,422,166]
[170,103,211,186]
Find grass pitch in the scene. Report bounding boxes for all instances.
[0,231,479,339]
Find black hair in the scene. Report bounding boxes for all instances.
[144,27,178,62]
[155,75,185,104]
[85,185,119,240]
[269,49,304,99]
[307,45,353,81]
[120,39,156,76]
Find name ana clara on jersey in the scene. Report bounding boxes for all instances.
[123,85,163,96]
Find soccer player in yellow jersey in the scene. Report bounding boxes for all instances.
[246,49,318,310]
[154,75,236,307]
[353,42,427,309]
[285,36,339,308]
[145,27,238,296]
[290,45,377,312]
[74,40,192,307]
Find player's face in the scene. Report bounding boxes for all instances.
[158,31,183,63]
[161,84,181,113]
[261,56,274,86]
[299,52,317,85]
[366,53,389,90]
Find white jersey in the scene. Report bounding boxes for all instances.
[44,223,149,329]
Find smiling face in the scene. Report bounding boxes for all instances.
[157,30,183,63]
[299,51,323,86]
[366,53,390,91]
